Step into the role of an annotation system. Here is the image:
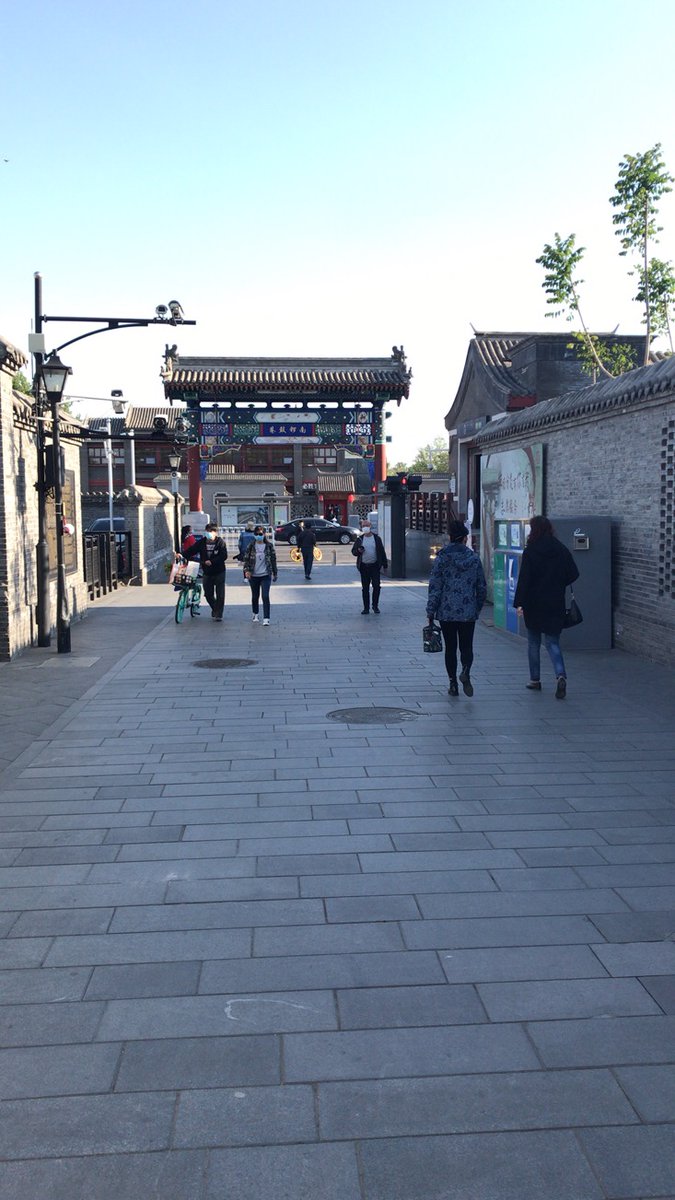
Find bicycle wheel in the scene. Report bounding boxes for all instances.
[313,546,323,561]
[175,587,188,623]
[290,547,301,563]
[190,583,202,617]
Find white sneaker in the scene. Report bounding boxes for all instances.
[263,618,270,626]
[252,614,259,622]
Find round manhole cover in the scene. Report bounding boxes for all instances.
[326,706,422,725]
[193,658,257,669]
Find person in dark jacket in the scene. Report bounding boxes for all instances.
[513,515,579,699]
[181,523,228,621]
[427,520,487,696]
[243,526,278,624]
[352,521,388,613]
[297,521,317,579]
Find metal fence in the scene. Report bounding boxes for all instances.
[408,492,458,535]
[83,531,133,599]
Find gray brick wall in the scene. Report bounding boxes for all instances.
[473,396,675,666]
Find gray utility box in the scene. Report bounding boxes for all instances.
[551,516,612,651]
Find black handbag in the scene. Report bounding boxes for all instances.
[563,589,583,628]
[423,622,443,653]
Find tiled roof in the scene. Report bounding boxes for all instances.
[164,354,411,400]
[474,354,675,444]
[88,407,186,435]
[472,334,536,397]
[315,471,356,492]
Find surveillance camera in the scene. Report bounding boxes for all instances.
[110,388,123,397]
[168,300,184,322]
[112,399,127,415]
[156,304,169,319]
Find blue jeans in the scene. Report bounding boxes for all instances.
[527,628,566,680]
[250,574,272,618]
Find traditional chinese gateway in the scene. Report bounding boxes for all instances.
[162,349,411,524]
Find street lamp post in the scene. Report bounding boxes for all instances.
[30,273,195,648]
[168,451,181,553]
[40,354,72,653]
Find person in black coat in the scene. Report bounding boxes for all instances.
[297,521,317,580]
[181,523,228,621]
[513,515,579,698]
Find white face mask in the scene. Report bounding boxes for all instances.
[362,526,372,536]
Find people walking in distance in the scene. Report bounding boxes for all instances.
[243,526,278,626]
[181,522,228,621]
[237,521,256,562]
[514,515,579,699]
[352,520,388,614]
[426,519,486,696]
[297,520,317,579]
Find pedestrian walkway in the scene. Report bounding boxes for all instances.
[0,564,674,1199]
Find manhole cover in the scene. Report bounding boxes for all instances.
[193,658,257,669]
[326,706,422,725]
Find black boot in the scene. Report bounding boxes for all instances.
[459,667,473,697]
[448,678,459,697]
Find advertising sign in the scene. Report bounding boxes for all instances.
[480,443,543,601]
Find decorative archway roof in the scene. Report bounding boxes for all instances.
[163,351,411,403]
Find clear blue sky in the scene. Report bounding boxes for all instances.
[2,0,675,460]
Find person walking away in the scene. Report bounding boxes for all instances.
[243,526,278,626]
[298,521,317,579]
[237,521,256,562]
[182,522,228,621]
[352,520,388,614]
[514,515,579,699]
[427,519,486,696]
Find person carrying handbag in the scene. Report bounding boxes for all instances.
[426,520,486,697]
[514,515,579,698]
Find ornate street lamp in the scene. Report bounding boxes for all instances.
[30,272,196,648]
[40,353,72,653]
[168,450,182,553]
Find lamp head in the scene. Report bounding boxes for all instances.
[41,353,72,403]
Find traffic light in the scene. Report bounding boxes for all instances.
[384,473,422,494]
[406,475,422,493]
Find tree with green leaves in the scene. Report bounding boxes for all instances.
[12,370,32,394]
[538,144,675,377]
[536,233,625,379]
[610,143,674,363]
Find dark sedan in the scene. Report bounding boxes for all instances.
[274,518,360,545]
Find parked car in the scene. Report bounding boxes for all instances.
[85,517,128,533]
[274,518,360,545]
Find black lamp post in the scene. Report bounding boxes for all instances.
[40,353,73,653]
[168,450,181,552]
[31,272,196,649]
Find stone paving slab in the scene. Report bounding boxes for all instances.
[1,573,674,1196]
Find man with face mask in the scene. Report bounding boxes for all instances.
[181,522,228,621]
[352,520,388,614]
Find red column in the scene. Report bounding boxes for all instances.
[188,445,202,513]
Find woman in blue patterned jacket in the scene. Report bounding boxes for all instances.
[426,520,487,697]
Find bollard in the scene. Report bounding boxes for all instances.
[332,549,337,565]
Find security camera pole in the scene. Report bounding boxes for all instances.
[31,273,195,650]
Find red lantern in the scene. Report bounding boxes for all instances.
[348,493,355,503]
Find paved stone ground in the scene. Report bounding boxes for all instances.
[0,562,674,1199]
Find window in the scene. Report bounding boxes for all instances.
[88,445,124,465]
[314,447,337,466]
[137,451,158,467]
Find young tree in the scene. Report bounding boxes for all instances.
[610,143,674,364]
[536,233,616,378]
